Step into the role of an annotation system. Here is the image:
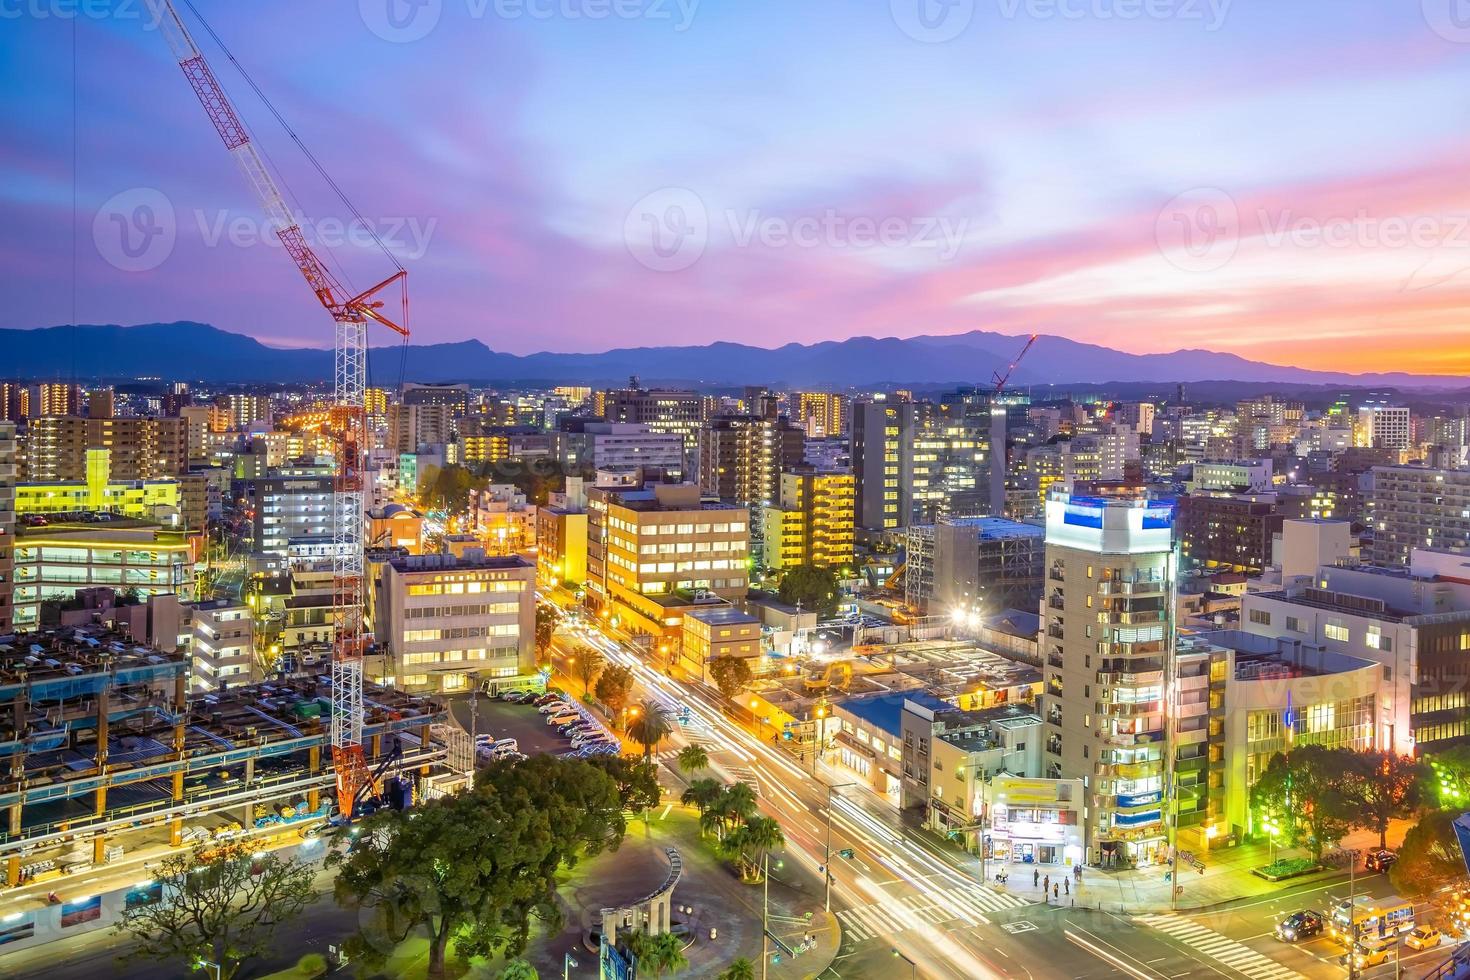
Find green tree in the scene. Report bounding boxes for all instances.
[707,655,754,699]
[711,782,758,839]
[588,755,662,813]
[1389,809,1469,897]
[777,564,840,617]
[677,744,710,775]
[717,958,756,980]
[720,815,785,881]
[331,756,626,979]
[624,930,688,977]
[1344,750,1423,849]
[498,960,540,980]
[420,463,476,514]
[681,777,726,824]
[594,664,635,714]
[114,842,314,980]
[628,699,674,759]
[535,604,559,661]
[1426,745,1470,808]
[1249,745,1356,861]
[573,646,606,696]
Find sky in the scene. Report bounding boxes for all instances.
[4,0,1470,374]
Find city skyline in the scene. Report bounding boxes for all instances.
[5,2,1470,372]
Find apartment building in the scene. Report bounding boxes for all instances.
[792,391,849,439]
[1176,492,1283,574]
[1370,465,1470,567]
[371,551,536,694]
[0,422,14,634]
[190,598,254,693]
[762,468,856,571]
[240,475,336,567]
[23,416,187,482]
[555,420,685,478]
[1358,404,1411,451]
[698,412,806,507]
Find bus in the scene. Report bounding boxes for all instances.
[1328,894,1416,943]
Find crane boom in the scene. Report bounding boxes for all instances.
[993,333,1039,396]
[157,1,407,816]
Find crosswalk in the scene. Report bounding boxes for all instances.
[1135,914,1306,980]
[837,885,1031,943]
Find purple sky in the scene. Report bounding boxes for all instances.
[5,1,1470,373]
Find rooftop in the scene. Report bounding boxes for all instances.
[387,552,532,574]
[684,605,760,627]
[837,690,951,737]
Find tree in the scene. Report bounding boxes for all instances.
[595,664,635,714]
[721,815,785,881]
[331,756,627,979]
[498,960,540,980]
[1426,745,1470,808]
[535,604,558,661]
[419,463,476,514]
[1390,809,1469,897]
[677,745,709,775]
[1249,745,1356,861]
[718,958,756,980]
[711,782,758,839]
[114,842,314,980]
[681,777,726,824]
[573,646,606,696]
[624,930,688,977]
[628,699,674,759]
[588,755,662,814]
[1343,750,1423,849]
[707,655,754,700]
[778,564,840,617]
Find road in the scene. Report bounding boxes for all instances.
[559,615,1468,980]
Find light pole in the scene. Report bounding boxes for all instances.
[824,782,856,912]
[563,951,578,980]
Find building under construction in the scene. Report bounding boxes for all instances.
[0,623,450,890]
[903,516,1044,616]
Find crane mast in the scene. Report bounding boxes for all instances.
[158,2,408,816]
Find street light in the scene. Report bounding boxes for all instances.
[563,951,578,980]
[824,782,857,912]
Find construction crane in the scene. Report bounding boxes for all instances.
[992,333,1038,397]
[157,2,409,817]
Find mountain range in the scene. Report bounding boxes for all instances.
[2,321,1465,390]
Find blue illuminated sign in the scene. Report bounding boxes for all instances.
[1116,791,1163,808]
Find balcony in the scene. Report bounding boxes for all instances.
[1099,610,1167,626]
[1096,577,1166,597]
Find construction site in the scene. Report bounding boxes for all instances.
[0,623,452,944]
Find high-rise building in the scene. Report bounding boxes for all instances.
[1040,490,1184,864]
[1370,465,1470,566]
[0,423,14,634]
[1358,404,1411,451]
[0,383,26,423]
[220,393,272,431]
[697,413,806,507]
[23,416,187,482]
[793,392,849,439]
[35,383,81,418]
[762,468,856,571]
[401,382,470,417]
[603,382,703,462]
[387,403,454,453]
[364,387,389,427]
[1177,493,1283,573]
[1118,402,1156,436]
[852,399,1000,530]
[239,475,336,566]
[554,420,684,478]
[85,388,114,419]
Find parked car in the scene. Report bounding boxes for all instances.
[492,738,519,753]
[532,694,561,706]
[547,713,581,727]
[1366,849,1398,873]
[1275,910,1324,943]
[1405,925,1443,950]
[539,700,571,714]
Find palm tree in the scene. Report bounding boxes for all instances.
[740,815,785,880]
[625,930,688,977]
[676,744,709,775]
[680,777,724,821]
[717,958,756,980]
[713,782,757,837]
[628,699,674,759]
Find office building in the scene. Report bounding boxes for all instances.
[1176,493,1282,574]
[536,502,588,587]
[762,468,856,571]
[1040,490,1184,864]
[370,551,536,694]
[555,420,684,478]
[679,604,762,682]
[1190,459,1273,493]
[457,424,553,468]
[1370,465,1470,567]
[852,399,1001,530]
[1118,402,1155,436]
[15,448,184,525]
[603,382,703,461]
[1358,404,1411,451]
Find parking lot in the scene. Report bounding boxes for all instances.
[446,695,617,759]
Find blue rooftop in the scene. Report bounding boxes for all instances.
[838,691,951,737]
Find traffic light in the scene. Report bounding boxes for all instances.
[838,847,855,859]
[781,729,793,741]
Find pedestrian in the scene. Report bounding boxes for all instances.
[1064,878,1070,896]
[1043,874,1049,896]
[1033,869,1040,888]
[1074,864,1082,881]
[1053,883,1060,901]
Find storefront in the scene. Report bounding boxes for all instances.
[985,776,1085,867]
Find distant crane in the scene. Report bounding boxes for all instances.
[992,333,1038,397]
[157,2,410,816]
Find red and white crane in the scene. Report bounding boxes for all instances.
[157,2,409,815]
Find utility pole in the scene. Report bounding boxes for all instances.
[824,782,855,912]
[762,851,770,980]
